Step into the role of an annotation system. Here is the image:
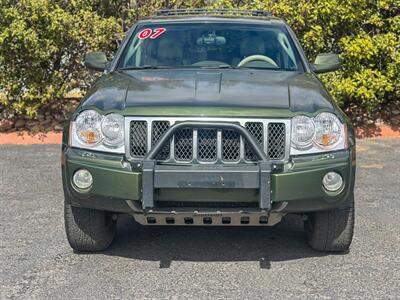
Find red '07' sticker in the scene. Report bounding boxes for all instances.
[138,28,166,40]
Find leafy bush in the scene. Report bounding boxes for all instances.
[0,0,120,119]
[0,0,399,127]
[214,0,399,119]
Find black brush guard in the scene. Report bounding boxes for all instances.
[141,121,272,211]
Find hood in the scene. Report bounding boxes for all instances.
[82,69,334,113]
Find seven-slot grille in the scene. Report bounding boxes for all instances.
[129,118,287,163]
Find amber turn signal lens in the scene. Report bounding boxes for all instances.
[80,131,98,144]
[321,134,334,146]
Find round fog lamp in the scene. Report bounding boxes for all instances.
[323,172,343,192]
[73,169,93,189]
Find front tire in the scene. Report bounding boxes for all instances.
[305,194,355,252]
[64,202,116,252]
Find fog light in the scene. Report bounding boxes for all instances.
[323,172,343,192]
[73,169,93,189]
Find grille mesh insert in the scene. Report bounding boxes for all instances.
[267,123,285,160]
[198,129,217,161]
[222,130,240,161]
[130,121,147,157]
[174,129,193,161]
[245,122,264,161]
[152,121,170,160]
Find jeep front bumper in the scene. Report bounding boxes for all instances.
[62,143,355,225]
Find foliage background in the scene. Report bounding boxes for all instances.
[0,0,399,131]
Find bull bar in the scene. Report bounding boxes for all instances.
[140,121,274,211]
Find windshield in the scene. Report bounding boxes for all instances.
[118,23,304,71]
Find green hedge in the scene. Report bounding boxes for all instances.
[215,0,400,115]
[0,0,399,122]
[0,0,121,118]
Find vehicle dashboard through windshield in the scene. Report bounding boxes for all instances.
[119,23,305,71]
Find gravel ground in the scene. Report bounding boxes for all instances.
[1,139,399,299]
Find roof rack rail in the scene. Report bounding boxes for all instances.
[153,8,273,19]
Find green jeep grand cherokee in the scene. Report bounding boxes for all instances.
[62,9,356,253]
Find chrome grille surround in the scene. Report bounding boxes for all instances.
[125,117,291,163]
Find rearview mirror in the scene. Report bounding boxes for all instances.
[197,34,226,46]
[84,52,107,71]
[312,53,341,74]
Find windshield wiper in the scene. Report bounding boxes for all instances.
[118,65,172,71]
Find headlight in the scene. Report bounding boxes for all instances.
[101,113,124,147]
[75,110,102,145]
[290,112,346,155]
[291,115,315,150]
[314,112,342,148]
[71,110,125,154]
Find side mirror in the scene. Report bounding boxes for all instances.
[84,52,107,71]
[312,53,341,74]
